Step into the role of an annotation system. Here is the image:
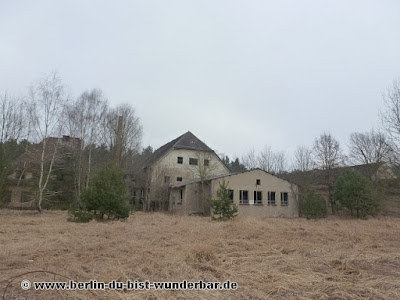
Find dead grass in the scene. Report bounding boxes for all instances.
[0,210,399,299]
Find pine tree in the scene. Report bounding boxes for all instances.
[334,170,379,218]
[79,164,130,220]
[299,189,327,219]
[207,180,238,221]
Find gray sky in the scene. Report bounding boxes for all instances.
[1,0,399,160]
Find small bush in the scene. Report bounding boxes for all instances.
[68,209,93,223]
[299,189,327,219]
[207,180,238,221]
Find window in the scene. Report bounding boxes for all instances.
[228,189,234,203]
[177,177,183,182]
[177,157,183,164]
[164,176,170,184]
[256,179,261,185]
[239,190,249,204]
[268,191,276,205]
[204,159,209,166]
[254,191,262,204]
[189,158,198,165]
[178,189,184,204]
[15,171,25,180]
[281,192,289,206]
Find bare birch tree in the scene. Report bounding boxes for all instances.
[28,72,66,212]
[67,89,107,195]
[0,93,27,204]
[0,92,26,143]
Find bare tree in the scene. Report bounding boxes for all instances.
[313,132,345,170]
[348,130,394,165]
[241,149,258,170]
[0,92,26,143]
[67,89,108,194]
[257,146,287,174]
[101,103,143,162]
[381,79,400,143]
[28,72,67,212]
[0,92,27,204]
[292,145,313,172]
[380,79,400,162]
[257,146,275,173]
[313,132,345,214]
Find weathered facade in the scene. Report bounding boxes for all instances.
[132,131,230,210]
[170,169,299,217]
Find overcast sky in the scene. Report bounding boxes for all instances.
[1,1,399,160]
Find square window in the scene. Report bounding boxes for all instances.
[177,177,183,182]
[268,191,276,205]
[256,179,261,185]
[177,157,183,164]
[239,190,249,204]
[189,158,198,165]
[204,159,209,166]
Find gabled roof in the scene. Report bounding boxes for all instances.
[143,131,213,167]
[13,136,82,171]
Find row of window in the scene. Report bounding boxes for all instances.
[164,176,183,183]
[229,190,289,206]
[177,156,209,166]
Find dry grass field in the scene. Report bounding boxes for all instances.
[0,210,399,300]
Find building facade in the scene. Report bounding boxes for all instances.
[170,169,299,217]
[132,131,230,210]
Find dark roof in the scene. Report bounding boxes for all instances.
[13,136,82,171]
[281,163,385,187]
[143,131,213,167]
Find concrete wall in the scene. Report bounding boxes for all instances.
[211,169,299,218]
[152,149,229,184]
[170,169,299,218]
[169,182,212,215]
[8,185,35,209]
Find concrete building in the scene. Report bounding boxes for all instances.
[170,169,299,217]
[7,136,82,209]
[132,131,230,210]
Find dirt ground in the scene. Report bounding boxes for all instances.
[0,210,399,299]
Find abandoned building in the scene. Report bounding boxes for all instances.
[169,168,299,217]
[7,136,82,208]
[131,131,230,210]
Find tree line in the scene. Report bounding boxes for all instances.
[220,79,400,175]
[0,72,143,211]
[1,72,399,216]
